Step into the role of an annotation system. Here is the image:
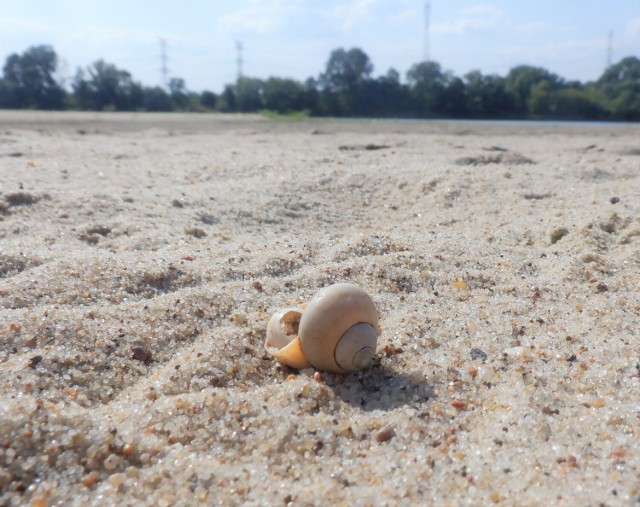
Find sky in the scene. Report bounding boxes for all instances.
[2,0,640,93]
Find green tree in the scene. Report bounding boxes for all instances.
[217,84,236,112]
[2,45,65,109]
[303,78,320,114]
[464,71,514,117]
[234,77,263,112]
[199,90,217,110]
[0,79,16,108]
[597,56,640,119]
[318,47,374,115]
[550,87,603,119]
[320,47,372,93]
[168,77,188,110]
[368,68,410,116]
[320,48,373,92]
[406,61,447,115]
[142,86,173,111]
[505,65,562,114]
[441,76,467,116]
[73,60,143,111]
[262,77,305,113]
[528,80,554,115]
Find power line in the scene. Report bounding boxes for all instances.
[159,38,168,87]
[236,40,243,81]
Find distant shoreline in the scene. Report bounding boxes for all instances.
[2,110,640,137]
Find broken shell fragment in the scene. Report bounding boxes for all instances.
[265,307,302,350]
[265,308,310,370]
[264,283,380,373]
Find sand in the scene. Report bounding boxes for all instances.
[0,111,639,506]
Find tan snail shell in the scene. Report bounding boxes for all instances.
[265,283,380,373]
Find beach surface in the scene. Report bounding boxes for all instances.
[1,111,639,506]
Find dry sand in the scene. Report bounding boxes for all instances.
[0,111,639,506]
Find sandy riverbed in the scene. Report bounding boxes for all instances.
[0,111,639,506]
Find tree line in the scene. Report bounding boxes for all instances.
[1,44,640,120]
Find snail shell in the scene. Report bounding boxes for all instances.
[265,283,380,373]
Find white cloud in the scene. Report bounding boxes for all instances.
[392,7,420,24]
[622,16,640,46]
[0,15,49,35]
[497,36,608,78]
[515,20,552,35]
[503,34,607,56]
[216,0,301,34]
[321,0,378,32]
[68,25,158,49]
[433,3,505,35]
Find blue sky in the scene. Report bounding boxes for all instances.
[2,1,640,92]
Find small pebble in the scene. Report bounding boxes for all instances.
[374,426,396,443]
[184,226,206,238]
[103,453,120,471]
[230,313,248,326]
[28,355,43,368]
[108,472,127,486]
[610,196,620,204]
[451,399,467,409]
[131,345,152,363]
[453,277,468,290]
[382,344,404,356]
[470,348,488,361]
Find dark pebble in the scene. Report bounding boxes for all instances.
[5,192,39,206]
[374,426,396,443]
[131,345,152,363]
[28,355,43,368]
[184,227,206,238]
[470,348,488,361]
[610,196,620,204]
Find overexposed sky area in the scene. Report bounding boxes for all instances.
[2,0,640,92]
